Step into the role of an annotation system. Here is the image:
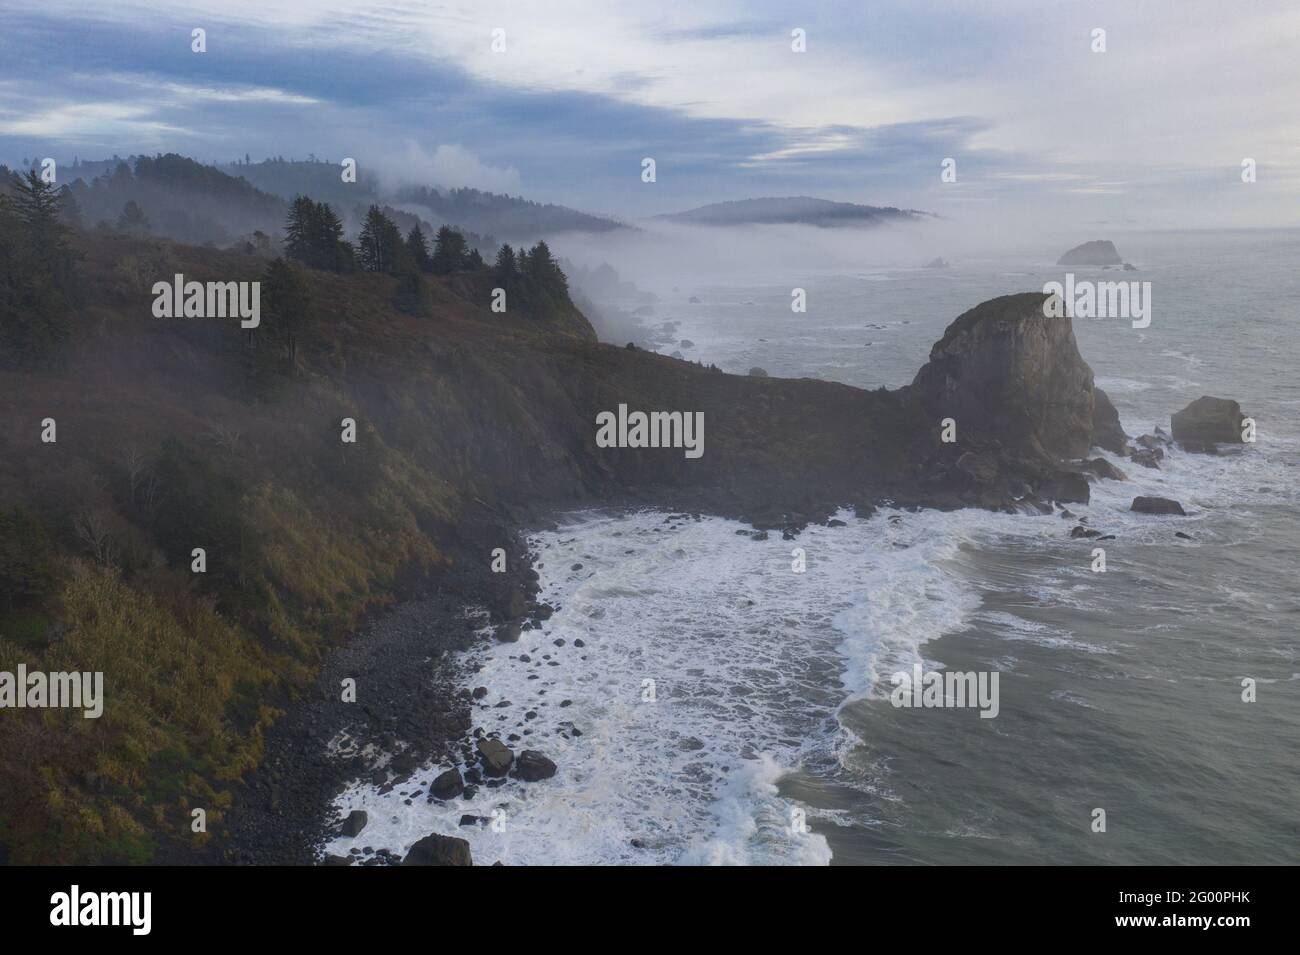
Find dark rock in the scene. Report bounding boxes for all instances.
[322,854,352,866]
[1091,387,1128,454]
[515,750,558,782]
[924,257,950,269]
[429,768,464,801]
[402,833,472,866]
[476,738,514,777]
[911,293,1096,460]
[1079,457,1127,481]
[471,686,488,700]
[1175,532,1193,540]
[1129,449,1162,469]
[494,621,522,643]
[1131,496,1186,516]
[340,810,367,838]
[1039,472,1091,504]
[1172,396,1244,446]
[955,450,999,485]
[1057,239,1122,267]
[1070,525,1102,539]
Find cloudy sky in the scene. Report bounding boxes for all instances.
[2,0,1298,226]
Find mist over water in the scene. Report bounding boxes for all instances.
[331,225,1300,865]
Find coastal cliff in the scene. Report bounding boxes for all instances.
[0,233,1119,863]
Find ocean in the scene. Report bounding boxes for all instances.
[325,228,1300,865]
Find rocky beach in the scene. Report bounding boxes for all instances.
[212,288,1249,866]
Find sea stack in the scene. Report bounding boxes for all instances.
[1171,396,1246,448]
[910,292,1097,461]
[1057,240,1123,267]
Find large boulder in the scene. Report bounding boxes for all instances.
[1091,387,1128,454]
[402,833,472,866]
[1129,448,1162,469]
[911,292,1096,461]
[1131,496,1186,516]
[429,768,464,801]
[515,750,558,782]
[1057,240,1122,267]
[1038,472,1091,504]
[1079,457,1127,482]
[476,738,514,777]
[1171,396,1244,446]
[339,810,367,838]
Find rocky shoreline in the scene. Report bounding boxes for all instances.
[213,513,540,865]
[210,293,1250,866]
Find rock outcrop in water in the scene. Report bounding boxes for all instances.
[1172,395,1245,448]
[402,833,473,866]
[1057,239,1123,267]
[910,292,1097,463]
[1131,496,1186,516]
[1091,388,1129,454]
[5,224,1154,862]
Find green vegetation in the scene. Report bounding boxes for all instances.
[283,195,356,272]
[0,192,591,862]
[0,169,78,368]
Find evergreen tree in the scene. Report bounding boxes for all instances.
[0,171,74,366]
[406,224,432,272]
[260,258,313,369]
[283,195,314,264]
[12,170,67,257]
[493,243,517,278]
[315,202,353,271]
[526,240,565,292]
[430,225,468,275]
[116,199,151,236]
[392,267,431,317]
[358,205,403,273]
[283,197,354,272]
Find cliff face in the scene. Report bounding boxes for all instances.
[909,292,1096,463]
[0,232,1121,863]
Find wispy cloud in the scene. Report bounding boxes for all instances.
[1,1,1297,225]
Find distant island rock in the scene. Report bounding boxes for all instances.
[1057,240,1123,267]
[923,257,950,269]
[658,196,929,228]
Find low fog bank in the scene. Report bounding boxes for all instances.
[551,216,1090,347]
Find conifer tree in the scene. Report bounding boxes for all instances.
[406,224,432,272]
